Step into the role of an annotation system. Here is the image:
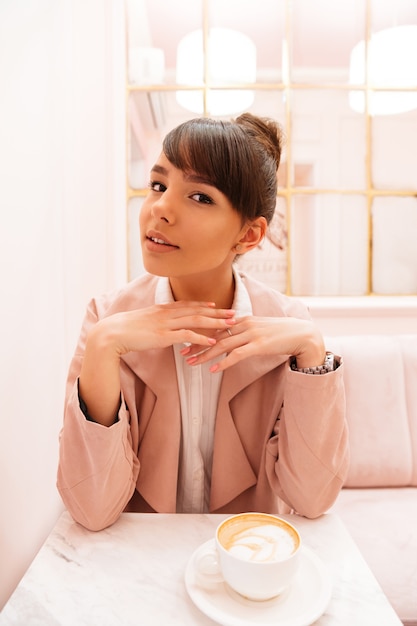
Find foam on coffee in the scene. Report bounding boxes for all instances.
[218,513,299,563]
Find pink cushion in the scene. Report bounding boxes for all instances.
[330,487,417,624]
[399,335,417,485]
[325,335,417,488]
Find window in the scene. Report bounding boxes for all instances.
[125,0,417,296]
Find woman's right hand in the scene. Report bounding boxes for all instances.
[94,301,236,356]
[78,302,235,427]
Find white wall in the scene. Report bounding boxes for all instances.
[0,0,126,609]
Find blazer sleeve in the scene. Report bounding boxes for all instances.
[265,360,349,518]
[56,299,140,531]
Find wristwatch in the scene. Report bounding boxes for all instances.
[290,352,336,375]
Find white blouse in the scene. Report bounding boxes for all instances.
[155,268,252,513]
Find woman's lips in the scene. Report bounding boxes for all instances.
[145,234,179,252]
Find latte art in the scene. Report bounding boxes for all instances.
[225,524,296,562]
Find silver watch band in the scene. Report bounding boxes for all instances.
[290,352,336,375]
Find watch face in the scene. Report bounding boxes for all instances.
[325,353,336,371]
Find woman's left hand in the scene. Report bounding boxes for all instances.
[180,316,326,373]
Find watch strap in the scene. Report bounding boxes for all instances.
[290,352,336,375]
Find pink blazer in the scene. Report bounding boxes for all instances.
[57,272,349,530]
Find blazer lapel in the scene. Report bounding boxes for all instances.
[210,353,287,512]
[123,347,181,512]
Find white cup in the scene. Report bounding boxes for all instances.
[196,512,301,601]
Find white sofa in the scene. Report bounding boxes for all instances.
[326,334,417,626]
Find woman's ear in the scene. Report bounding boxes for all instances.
[234,217,267,254]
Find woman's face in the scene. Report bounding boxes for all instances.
[139,153,247,280]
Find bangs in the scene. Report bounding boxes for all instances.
[162,119,230,190]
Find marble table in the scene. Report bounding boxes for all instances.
[0,511,402,626]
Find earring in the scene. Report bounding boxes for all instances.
[234,244,242,252]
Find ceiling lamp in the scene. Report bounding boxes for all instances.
[176,27,256,116]
[349,25,417,115]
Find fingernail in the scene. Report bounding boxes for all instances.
[187,357,198,365]
[208,338,216,345]
[209,364,219,373]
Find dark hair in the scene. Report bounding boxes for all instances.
[162,113,283,225]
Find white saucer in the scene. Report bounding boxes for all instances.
[185,539,332,626]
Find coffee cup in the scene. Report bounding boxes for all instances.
[195,512,301,601]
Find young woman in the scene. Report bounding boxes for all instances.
[57,113,349,531]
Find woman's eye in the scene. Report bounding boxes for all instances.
[149,180,166,193]
[191,192,213,205]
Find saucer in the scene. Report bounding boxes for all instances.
[185,539,332,626]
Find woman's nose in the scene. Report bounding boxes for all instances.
[150,192,176,224]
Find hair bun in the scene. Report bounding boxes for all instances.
[235,112,283,170]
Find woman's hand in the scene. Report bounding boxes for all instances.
[90,301,236,356]
[79,302,236,426]
[181,316,326,373]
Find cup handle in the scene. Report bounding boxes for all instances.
[194,546,223,589]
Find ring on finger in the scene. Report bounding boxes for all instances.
[226,328,233,337]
